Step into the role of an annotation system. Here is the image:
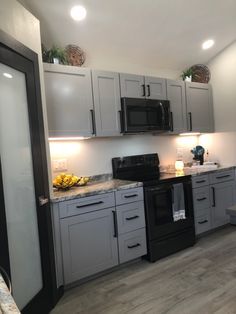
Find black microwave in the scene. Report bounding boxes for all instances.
[120,97,171,133]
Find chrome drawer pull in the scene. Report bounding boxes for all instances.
[124,194,138,198]
[126,215,139,221]
[128,243,141,249]
[76,201,104,208]
[198,220,208,224]
[197,197,207,201]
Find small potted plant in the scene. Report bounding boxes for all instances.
[181,68,193,82]
[47,45,68,65]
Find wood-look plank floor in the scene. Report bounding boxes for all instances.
[51,226,236,314]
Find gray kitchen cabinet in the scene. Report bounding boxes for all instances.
[60,207,118,284]
[145,76,167,100]
[185,82,214,133]
[120,73,166,100]
[44,63,94,137]
[92,70,122,136]
[166,79,187,133]
[115,187,147,263]
[192,170,236,235]
[120,73,145,98]
[210,180,236,228]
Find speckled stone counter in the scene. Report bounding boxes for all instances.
[51,179,143,203]
[0,275,20,314]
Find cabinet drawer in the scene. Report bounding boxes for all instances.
[59,193,115,218]
[195,214,211,235]
[209,170,235,185]
[193,187,210,217]
[116,201,145,234]
[192,175,209,188]
[115,187,143,205]
[118,228,147,263]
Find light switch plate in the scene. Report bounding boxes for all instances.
[52,159,68,172]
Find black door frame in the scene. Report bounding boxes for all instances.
[0,30,59,313]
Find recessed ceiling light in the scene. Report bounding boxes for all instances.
[3,72,13,79]
[70,5,87,21]
[202,39,215,50]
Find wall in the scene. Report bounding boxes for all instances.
[199,40,236,166]
[49,135,198,177]
[0,0,52,190]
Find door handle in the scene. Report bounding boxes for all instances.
[128,243,141,249]
[124,194,138,198]
[38,196,49,206]
[118,110,123,133]
[112,210,118,238]
[90,109,96,135]
[76,201,104,208]
[212,187,216,207]
[141,84,146,97]
[147,85,151,97]
[170,111,174,132]
[188,112,192,131]
[126,215,139,221]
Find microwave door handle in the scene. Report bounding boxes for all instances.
[159,102,165,128]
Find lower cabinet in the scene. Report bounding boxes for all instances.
[192,170,236,235]
[52,187,147,286]
[211,181,236,228]
[60,207,118,284]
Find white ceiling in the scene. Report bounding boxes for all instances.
[22,0,236,72]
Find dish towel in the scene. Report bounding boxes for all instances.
[172,183,186,221]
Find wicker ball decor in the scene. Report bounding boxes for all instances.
[190,64,211,83]
[65,45,85,66]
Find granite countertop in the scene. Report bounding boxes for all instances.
[51,179,143,203]
[0,275,20,314]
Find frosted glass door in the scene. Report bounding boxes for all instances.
[0,63,43,310]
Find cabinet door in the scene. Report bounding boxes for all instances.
[44,64,94,137]
[186,82,214,133]
[120,73,145,98]
[60,208,118,284]
[92,70,122,136]
[166,79,187,133]
[145,76,167,100]
[211,181,236,228]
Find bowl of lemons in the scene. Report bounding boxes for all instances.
[53,173,90,190]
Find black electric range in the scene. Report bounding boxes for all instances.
[112,153,195,262]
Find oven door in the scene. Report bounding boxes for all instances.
[121,98,170,133]
[144,181,194,240]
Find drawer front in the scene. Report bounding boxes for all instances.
[195,213,211,235]
[115,187,143,205]
[192,175,209,188]
[209,170,235,185]
[193,186,210,217]
[118,228,147,263]
[59,192,115,218]
[116,201,145,234]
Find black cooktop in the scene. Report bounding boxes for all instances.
[112,153,191,186]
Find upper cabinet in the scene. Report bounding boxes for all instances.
[185,82,214,133]
[166,80,187,133]
[120,73,167,100]
[92,70,122,137]
[44,64,95,137]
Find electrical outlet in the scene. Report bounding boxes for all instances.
[52,159,68,172]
